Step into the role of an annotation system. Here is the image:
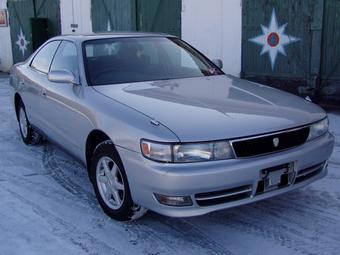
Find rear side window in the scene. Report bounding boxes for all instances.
[31,41,61,73]
[50,41,79,77]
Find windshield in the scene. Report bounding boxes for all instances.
[83,37,224,86]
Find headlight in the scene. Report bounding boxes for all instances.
[141,140,235,163]
[140,140,172,162]
[307,118,329,141]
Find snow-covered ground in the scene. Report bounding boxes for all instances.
[0,75,339,255]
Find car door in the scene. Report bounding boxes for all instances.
[42,40,90,159]
[23,40,61,131]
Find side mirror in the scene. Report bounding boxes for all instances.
[212,59,223,69]
[48,70,77,84]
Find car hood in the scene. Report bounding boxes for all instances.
[93,75,326,142]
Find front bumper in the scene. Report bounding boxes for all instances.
[117,132,334,217]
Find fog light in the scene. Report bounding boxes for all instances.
[154,194,193,207]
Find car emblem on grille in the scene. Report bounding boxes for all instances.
[273,137,280,147]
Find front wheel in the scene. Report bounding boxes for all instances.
[90,140,147,221]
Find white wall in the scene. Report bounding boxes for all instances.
[182,0,242,77]
[0,0,13,72]
[60,0,92,35]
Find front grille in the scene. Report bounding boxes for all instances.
[231,127,310,158]
[295,162,325,183]
[195,185,252,207]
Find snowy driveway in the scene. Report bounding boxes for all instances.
[0,75,339,255]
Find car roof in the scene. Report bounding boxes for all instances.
[52,32,176,43]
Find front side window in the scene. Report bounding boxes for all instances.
[31,41,61,73]
[83,37,223,86]
[50,41,79,78]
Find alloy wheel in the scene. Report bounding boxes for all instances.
[96,156,125,210]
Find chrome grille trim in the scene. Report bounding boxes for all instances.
[295,162,326,183]
[195,185,252,206]
[195,187,252,201]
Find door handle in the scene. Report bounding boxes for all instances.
[19,80,25,88]
[41,88,47,96]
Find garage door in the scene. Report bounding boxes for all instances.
[91,0,181,37]
[320,0,340,103]
[7,0,61,63]
[242,0,339,104]
[136,0,181,37]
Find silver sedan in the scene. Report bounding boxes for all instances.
[10,33,334,221]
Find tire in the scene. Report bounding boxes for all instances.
[90,140,147,221]
[18,102,42,145]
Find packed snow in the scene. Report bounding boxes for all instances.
[0,75,339,255]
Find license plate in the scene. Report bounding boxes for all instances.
[258,163,294,193]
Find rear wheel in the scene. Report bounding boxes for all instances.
[18,102,42,145]
[90,140,147,221]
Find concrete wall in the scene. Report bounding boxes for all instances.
[0,0,13,72]
[182,0,242,77]
[60,0,92,34]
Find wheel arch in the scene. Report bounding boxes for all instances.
[85,129,113,173]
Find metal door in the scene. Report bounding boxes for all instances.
[91,0,181,37]
[320,0,340,103]
[60,0,92,34]
[242,0,320,95]
[136,0,181,37]
[91,0,136,32]
[7,0,34,63]
[7,0,61,63]
[242,0,340,103]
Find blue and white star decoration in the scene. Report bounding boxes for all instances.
[249,8,300,70]
[16,28,30,58]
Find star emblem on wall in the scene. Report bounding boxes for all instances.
[16,28,30,57]
[249,8,300,70]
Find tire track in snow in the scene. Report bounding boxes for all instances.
[2,162,184,255]
[261,198,340,254]
[0,166,94,212]
[42,145,99,209]
[209,209,319,255]
[207,192,340,255]
[6,188,124,255]
[150,214,234,255]
[122,221,185,255]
